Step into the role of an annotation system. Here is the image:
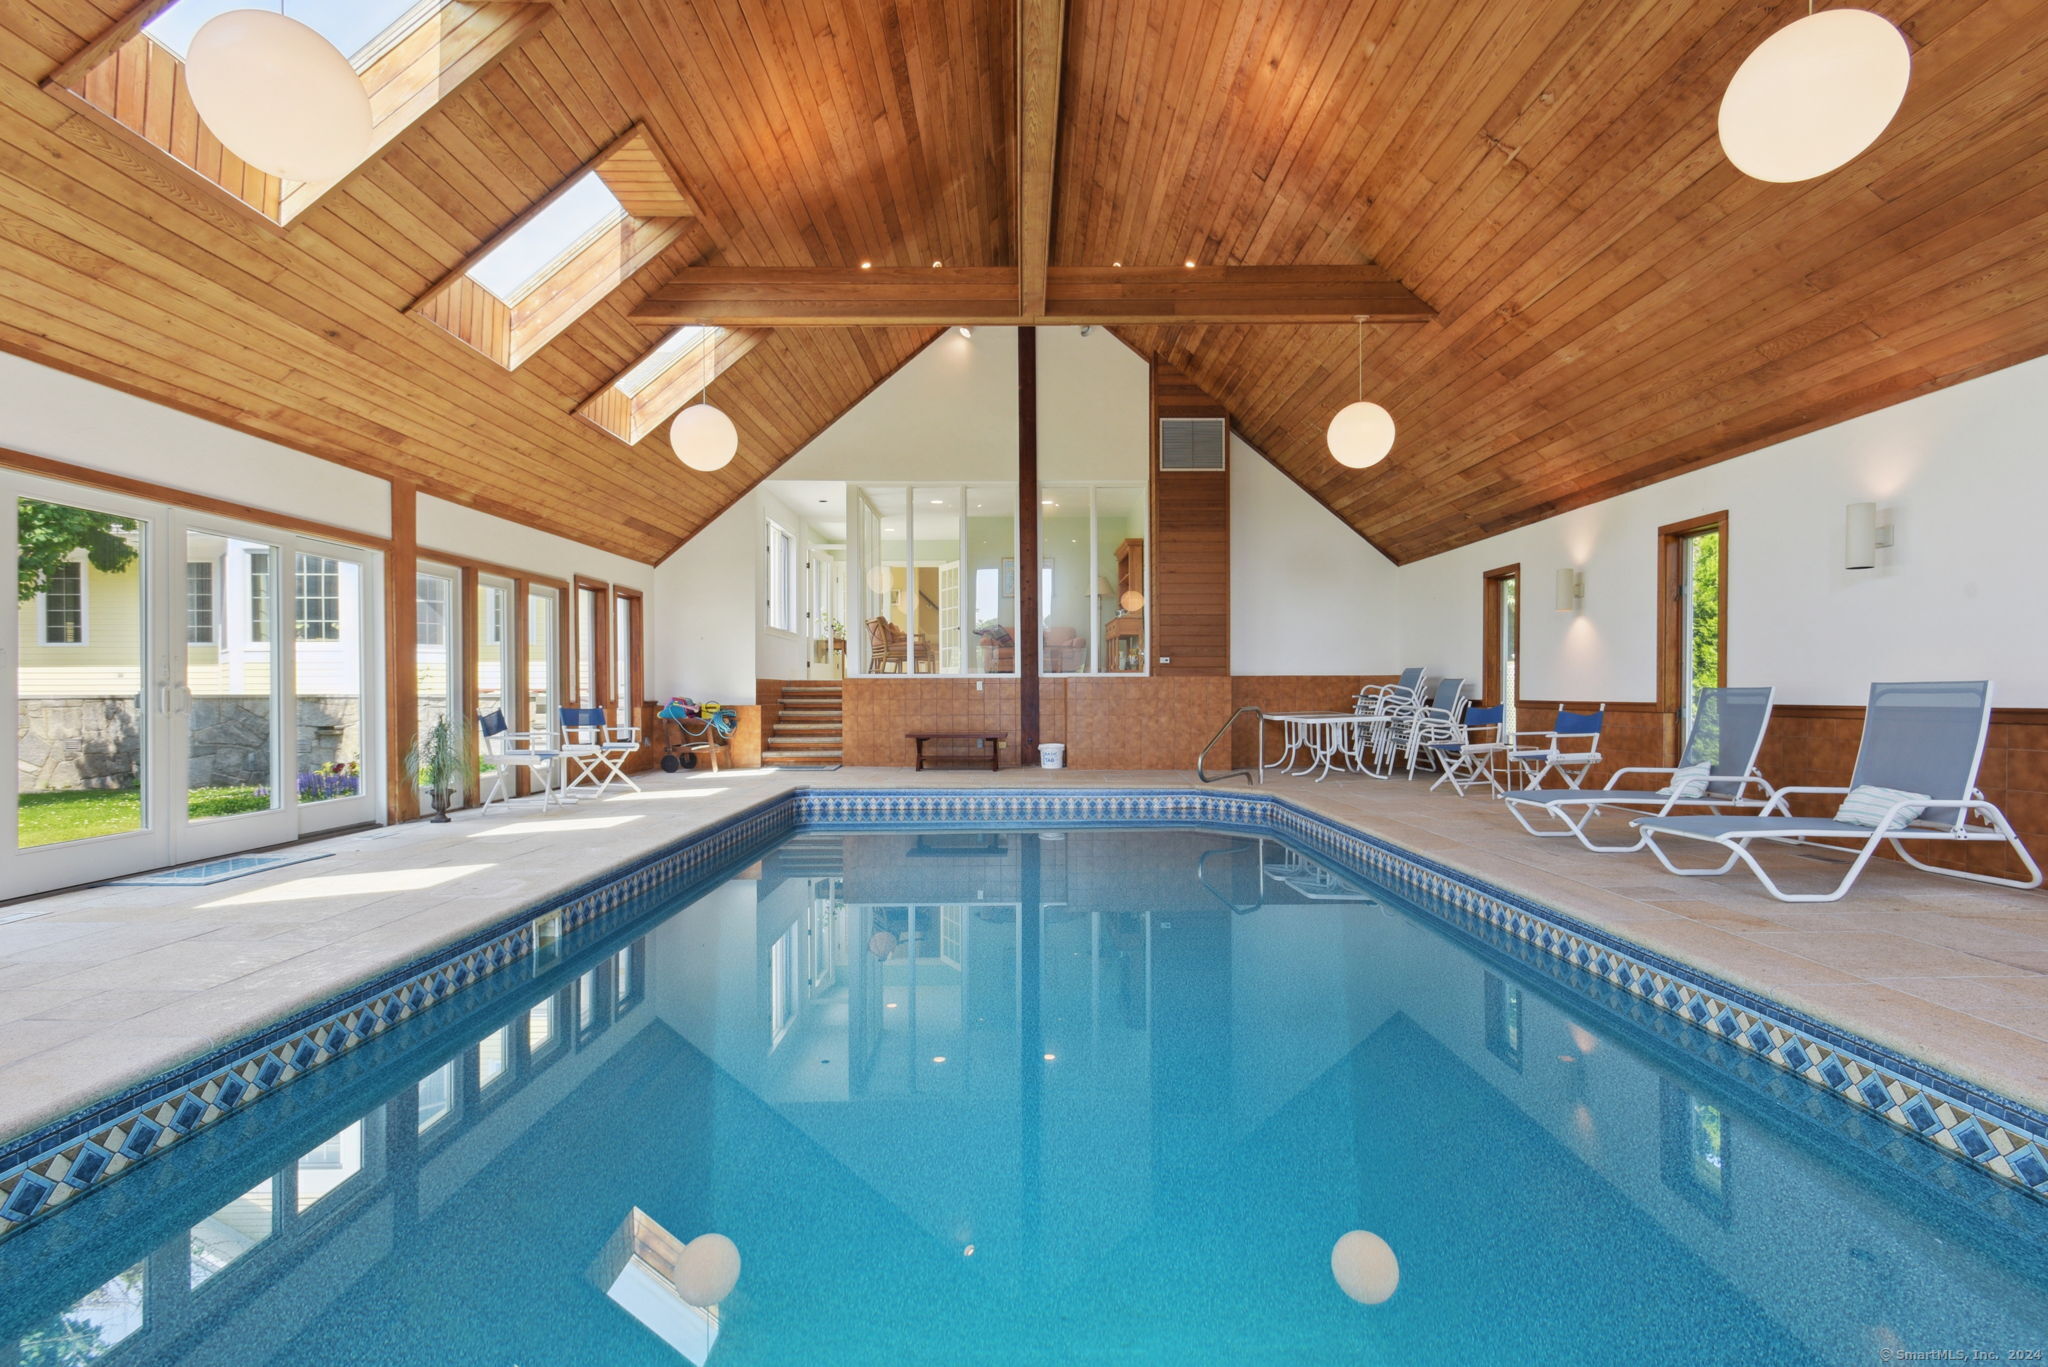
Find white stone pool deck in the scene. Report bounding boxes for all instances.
[3,765,2047,1151]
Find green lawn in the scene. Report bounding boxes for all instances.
[17,785,271,848]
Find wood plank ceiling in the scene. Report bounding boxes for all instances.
[1,0,2045,564]
[1082,0,2048,562]
[0,0,1013,562]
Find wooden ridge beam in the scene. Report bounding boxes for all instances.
[1018,0,1067,317]
[630,265,1434,326]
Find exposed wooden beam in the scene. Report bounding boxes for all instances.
[1045,266,1432,324]
[1017,0,1067,316]
[631,267,1025,325]
[631,265,1433,326]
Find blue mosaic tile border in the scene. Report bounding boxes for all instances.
[0,794,798,1240]
[8,783,2047,1242]
[795,787,2048,1200]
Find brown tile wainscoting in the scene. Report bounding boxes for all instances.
[1231,675,1394,767]
[841,675,1393,771]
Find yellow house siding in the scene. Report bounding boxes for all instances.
[18,558,144,697]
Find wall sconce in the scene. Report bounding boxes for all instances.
[1555,568,1584,612]
[1845,501,1894,570]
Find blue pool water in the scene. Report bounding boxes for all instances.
[6,824,2048,1364]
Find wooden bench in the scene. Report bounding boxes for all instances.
[906,732,1006,772]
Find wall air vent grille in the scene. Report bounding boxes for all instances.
[1159,417,1227,471]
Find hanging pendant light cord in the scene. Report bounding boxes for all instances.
[1355,317,1364,402]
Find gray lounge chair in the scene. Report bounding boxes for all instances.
[1501,686,1777,852]
[1635,681,2041,903]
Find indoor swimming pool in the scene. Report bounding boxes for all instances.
[4,805,2048,1364]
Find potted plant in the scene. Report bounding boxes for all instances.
[407,715,474,823]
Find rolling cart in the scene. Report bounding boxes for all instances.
[657,698,735,772]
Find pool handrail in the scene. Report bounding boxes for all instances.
[1197,706,1266,785]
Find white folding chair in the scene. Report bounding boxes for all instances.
[1426,704,1509,797]
[1508,706,1607,790]
[558,706,642,796]
[478,710,562,810]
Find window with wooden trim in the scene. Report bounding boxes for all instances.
[46,0,553,227]
[1658,512,1728,747]
[576,326,762,445]
[1481,564,1520,737]
[411,126,697,371]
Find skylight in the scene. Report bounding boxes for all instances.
[144,0,424,63]
[617,326,719,396]
[467,172,627,302]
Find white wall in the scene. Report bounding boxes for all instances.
[0,350,391,537]
[754,485,809,681]
[1040,326,1149,482]
[1393,352,2048,706]
[415,494,653,592]
[652,491,763,704]
[1230,434,1403,675]
[777,328,1019,483]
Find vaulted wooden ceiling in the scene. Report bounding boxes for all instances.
[1,0,2045,565]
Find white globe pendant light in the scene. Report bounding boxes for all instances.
[670,344,739,471]
[1718,8,1911,183]
[1326,319,1395,469]
[670,402,739,471]
[184,9,373,184]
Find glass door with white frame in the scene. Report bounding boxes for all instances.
[8,481,164,890]
[415,562,462,813]
[5,475,384,895]
[292,543,377,834]
[171,515,296,861]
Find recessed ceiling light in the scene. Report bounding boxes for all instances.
[860,260,872,269]
[1184,259,1196,268]
[1112,260,1122,267]
[932,1056,947,1064]
[929,499,942,505]
[931,259,942,267]
[958,326,973,339]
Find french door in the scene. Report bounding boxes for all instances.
[4,471,383,897]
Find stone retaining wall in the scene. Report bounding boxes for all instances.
[16,697,361,792]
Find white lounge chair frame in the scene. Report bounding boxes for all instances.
[1636,680,2042,903]
[1502,687,1778,851]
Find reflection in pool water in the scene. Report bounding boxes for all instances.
[4,827,2048,1364]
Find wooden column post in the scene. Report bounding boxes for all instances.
[458,564,480,808]
[1018,326,1040,764]
[386,482,420,823]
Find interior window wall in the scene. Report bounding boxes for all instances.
[852,484,1017,675]
[1039,483,1145,676]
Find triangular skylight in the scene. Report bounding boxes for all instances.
[144,0,425,65]
[468,172,629,303]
